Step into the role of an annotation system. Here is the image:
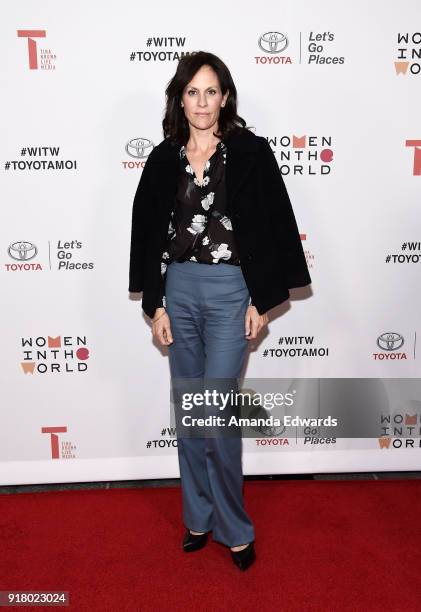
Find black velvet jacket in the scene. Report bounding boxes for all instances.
[129,127,312,319]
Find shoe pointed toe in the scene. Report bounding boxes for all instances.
[230,542,256,571]
[182,529,208,552]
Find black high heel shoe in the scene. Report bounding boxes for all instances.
[182,529,209,552]
[230,542,256,571]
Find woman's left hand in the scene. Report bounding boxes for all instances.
[245,305,269,339]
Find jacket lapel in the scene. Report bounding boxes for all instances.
[148,128,259,214]
[225,131,259,213]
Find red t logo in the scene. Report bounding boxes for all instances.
[17,30,46,69]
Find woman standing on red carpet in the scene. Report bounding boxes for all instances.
[129,51,312,571]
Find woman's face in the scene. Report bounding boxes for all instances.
[181,64,229,134]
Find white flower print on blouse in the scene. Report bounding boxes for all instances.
[161,262,167,275]
[201,192,214,211]
[210,243,232,263]
[194,175,210,188]
[219,215,232,231]
[187,214,207,235]
[187,160,211,186]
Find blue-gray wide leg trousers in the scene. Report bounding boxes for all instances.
[165,260,255,548]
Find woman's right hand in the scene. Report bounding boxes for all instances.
[151,307,173,346]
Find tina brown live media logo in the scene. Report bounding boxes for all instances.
[17,29,56,70]
[406,139,421,175]
[42,426,77,459]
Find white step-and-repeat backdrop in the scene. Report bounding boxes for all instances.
[1,0,420,485]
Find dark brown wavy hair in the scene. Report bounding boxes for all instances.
[162,51,247,146]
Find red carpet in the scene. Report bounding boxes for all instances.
[1,480,421,611]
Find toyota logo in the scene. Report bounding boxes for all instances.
[126,138,154,159]
[8,241,38,261]
[258,31,289,54]
[376,332,404,351]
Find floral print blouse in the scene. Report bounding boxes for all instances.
[156,140,253,310]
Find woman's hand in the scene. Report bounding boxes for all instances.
[245,305,269,340]
[151,307,173,346]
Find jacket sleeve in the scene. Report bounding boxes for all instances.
[128,158,154,293]
[258,137,312,289]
